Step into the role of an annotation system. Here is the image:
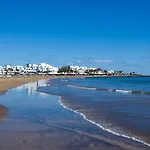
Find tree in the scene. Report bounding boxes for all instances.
[58,66,73,73]
[118,70,124,75]
[104,70,108,74]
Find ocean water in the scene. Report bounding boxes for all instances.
[38,77,150,147]
[2,81,144,150]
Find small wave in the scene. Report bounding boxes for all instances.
[67,85,96,90]
[59,96,150,147]
[115,90,132,93]
[67,85,150,95]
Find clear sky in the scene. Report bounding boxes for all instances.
[0,0,150,74]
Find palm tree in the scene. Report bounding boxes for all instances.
[58,66,73,74]
[104,70,108,74]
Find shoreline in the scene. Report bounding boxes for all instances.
[0,75,88,121]
[0,75,90,95]
[0,76,53,122]
[0,74,143,95]
[0,76,50,95]
[0,74,146,95]
[36,88,150,149]
[58,96,150,148]
[37,78,150,148]
[0,76,149,149]
[0,77,129,150]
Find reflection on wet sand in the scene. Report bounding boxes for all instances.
[0,105,8,122]
[15,80,49,97]
[0,80,48,123]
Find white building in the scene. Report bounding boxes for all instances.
[70,66,88,74]
[38,63,51,72]
[27,63,32,68]
[0,66,3,71]
[32,64,38,71]
[47,66,58,74]
[0,66,4,75]
[38,63,58,74]
[15,66,24,72]
[107,70,114,75]
[5,65,12,70]
[70,65,105,75]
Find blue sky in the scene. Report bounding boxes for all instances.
[0,0,150,74]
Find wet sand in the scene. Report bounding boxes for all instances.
[0,75,85,120]
[0,119,148,150]
[0,130,124,150]
[0,76,52,122]
[0,76,52,95]
[0,118,137,150]
[0,105,8,122]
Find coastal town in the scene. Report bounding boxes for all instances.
[0,63,137,77]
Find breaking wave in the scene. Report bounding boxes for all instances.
[59,96,150,147]
[67,85,150,95]
[67,85,96,90]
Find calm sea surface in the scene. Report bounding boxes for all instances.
[38,77,150,146]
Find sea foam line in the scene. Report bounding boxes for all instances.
[67,85,96,90]
[58,96,150,147]
[67,85,150,95]
[114,89,132,93]
[67,85,132,93]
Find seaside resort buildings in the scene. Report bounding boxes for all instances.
[0,63,116,77]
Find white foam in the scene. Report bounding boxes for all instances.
[67,85,96,90]
[59,96,150,147]
[115,90,132,93]
[67,85,134,94]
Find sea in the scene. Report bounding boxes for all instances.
[38,76,150,148]
[0,77,150,149]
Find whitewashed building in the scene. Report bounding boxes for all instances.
[0,66,4,75]
[15,66,24,72]
[107,70,114,75]
[32,64,38,71]
[5,65,12,70]
[70,66,88,74]
[37,63,58,74]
